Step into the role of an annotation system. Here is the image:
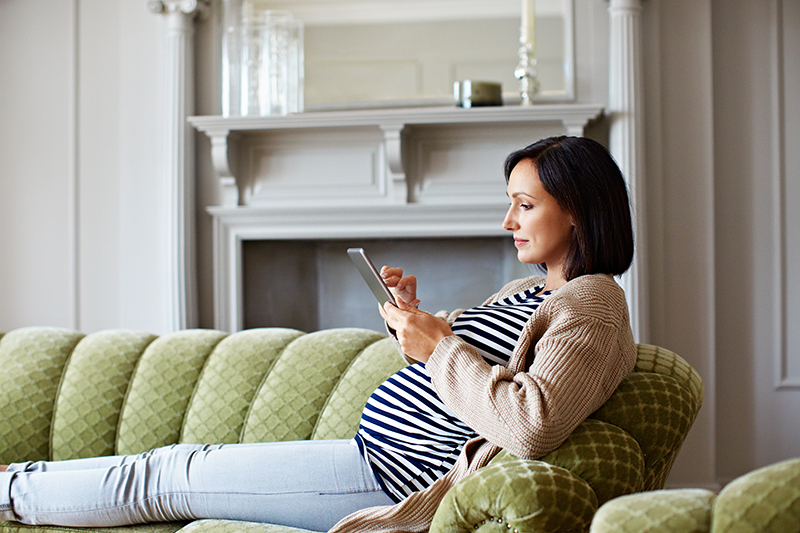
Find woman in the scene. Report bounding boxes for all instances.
[0,136,636,533]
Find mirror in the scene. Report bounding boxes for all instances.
[229,0,574,110]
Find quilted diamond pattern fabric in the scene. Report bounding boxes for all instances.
[590,458,800,533]
[242,329,385,443]
[312,336,404,440]
[635,344,703,410]
[487,419,644,510]
[590,371,696,491]
[116,330,228,455]
[0,327,84,464]
[590,489,716,533]
[179,519,316,533]
[181,328,304,445]
[0,522,189,533]
[430,459,599,533]
[51,330,157,461]
[537,418,645,506]
[712,457,800,533]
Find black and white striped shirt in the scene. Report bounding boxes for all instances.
[354,285,553,502]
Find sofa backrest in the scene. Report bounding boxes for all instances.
[593,344,704,491]
[0,327,405,463]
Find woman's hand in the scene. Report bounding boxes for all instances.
[380,266,419,307]
[381,297,454,363]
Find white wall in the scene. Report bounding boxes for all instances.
[0,0,798,490]
[0,0,169,334]
[711,0,800,482]
[0,0,77,329]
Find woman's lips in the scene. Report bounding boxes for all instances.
[514,238,528,247]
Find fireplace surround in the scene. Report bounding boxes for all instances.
[190,104,606,332]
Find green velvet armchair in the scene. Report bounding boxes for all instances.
[0,327,703,533]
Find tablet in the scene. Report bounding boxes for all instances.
[347,248,397,307]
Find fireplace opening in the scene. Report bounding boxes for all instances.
[242,237,536,333]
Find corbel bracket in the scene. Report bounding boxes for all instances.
[379,123,408,204]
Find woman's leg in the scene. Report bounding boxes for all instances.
[4,443,210,473]
[0,440,392,532]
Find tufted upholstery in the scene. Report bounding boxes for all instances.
[590,458,800,533]
[0,327,702,533]
[429,344,703,533]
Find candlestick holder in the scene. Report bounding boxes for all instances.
[514,41,540,106]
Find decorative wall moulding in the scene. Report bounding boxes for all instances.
[772,0,799,390]
[149,0,210,331]
[608,0,646,342]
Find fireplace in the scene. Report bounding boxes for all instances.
[192,104,620,333]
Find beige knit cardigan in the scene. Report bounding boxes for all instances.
[329,273,637,533]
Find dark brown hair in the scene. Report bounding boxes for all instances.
[504,136,634,280]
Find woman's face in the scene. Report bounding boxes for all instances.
[503,158,575,270]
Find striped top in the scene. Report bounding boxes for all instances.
[354,285,553,502]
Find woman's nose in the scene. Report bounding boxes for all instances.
[502,207,517,231]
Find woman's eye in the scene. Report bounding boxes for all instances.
[520,203,533,210]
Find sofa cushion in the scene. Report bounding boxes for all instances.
[312,337,406,441]
[242,329,385,443]
[181,329,305,445]
[51,330,157,461]
[538,418,645,506]
[590,489,716,533]
[116,330,228,455]
[0,327,84,464]
[179,519,314,533]
[712,457,800,533]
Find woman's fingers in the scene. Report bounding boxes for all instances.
[383,299,452,363]
[379,266,403,286]
[380,266,418,303]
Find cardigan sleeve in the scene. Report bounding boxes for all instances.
[425,277,636,460]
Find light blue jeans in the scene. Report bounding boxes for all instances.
[0,440,393,532]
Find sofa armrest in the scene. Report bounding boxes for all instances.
[590,489,716,533]
[429,459,598,533]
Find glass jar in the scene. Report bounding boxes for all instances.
[239,10,304,116]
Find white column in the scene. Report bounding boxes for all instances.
[148,0,209,331]
[609,0,648,342]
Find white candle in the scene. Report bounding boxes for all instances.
[521,0,536,52]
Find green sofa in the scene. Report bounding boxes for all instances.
[589,457,800,532]
[0,326,703,533]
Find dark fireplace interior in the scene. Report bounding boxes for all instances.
[242,236,536,333]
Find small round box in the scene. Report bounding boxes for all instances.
[453,81,503,108]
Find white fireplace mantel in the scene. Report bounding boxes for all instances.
[189,104,604,209]
[190,104,605,332]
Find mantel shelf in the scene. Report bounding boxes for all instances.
[189,103,605,208]
[188,103,604,134]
